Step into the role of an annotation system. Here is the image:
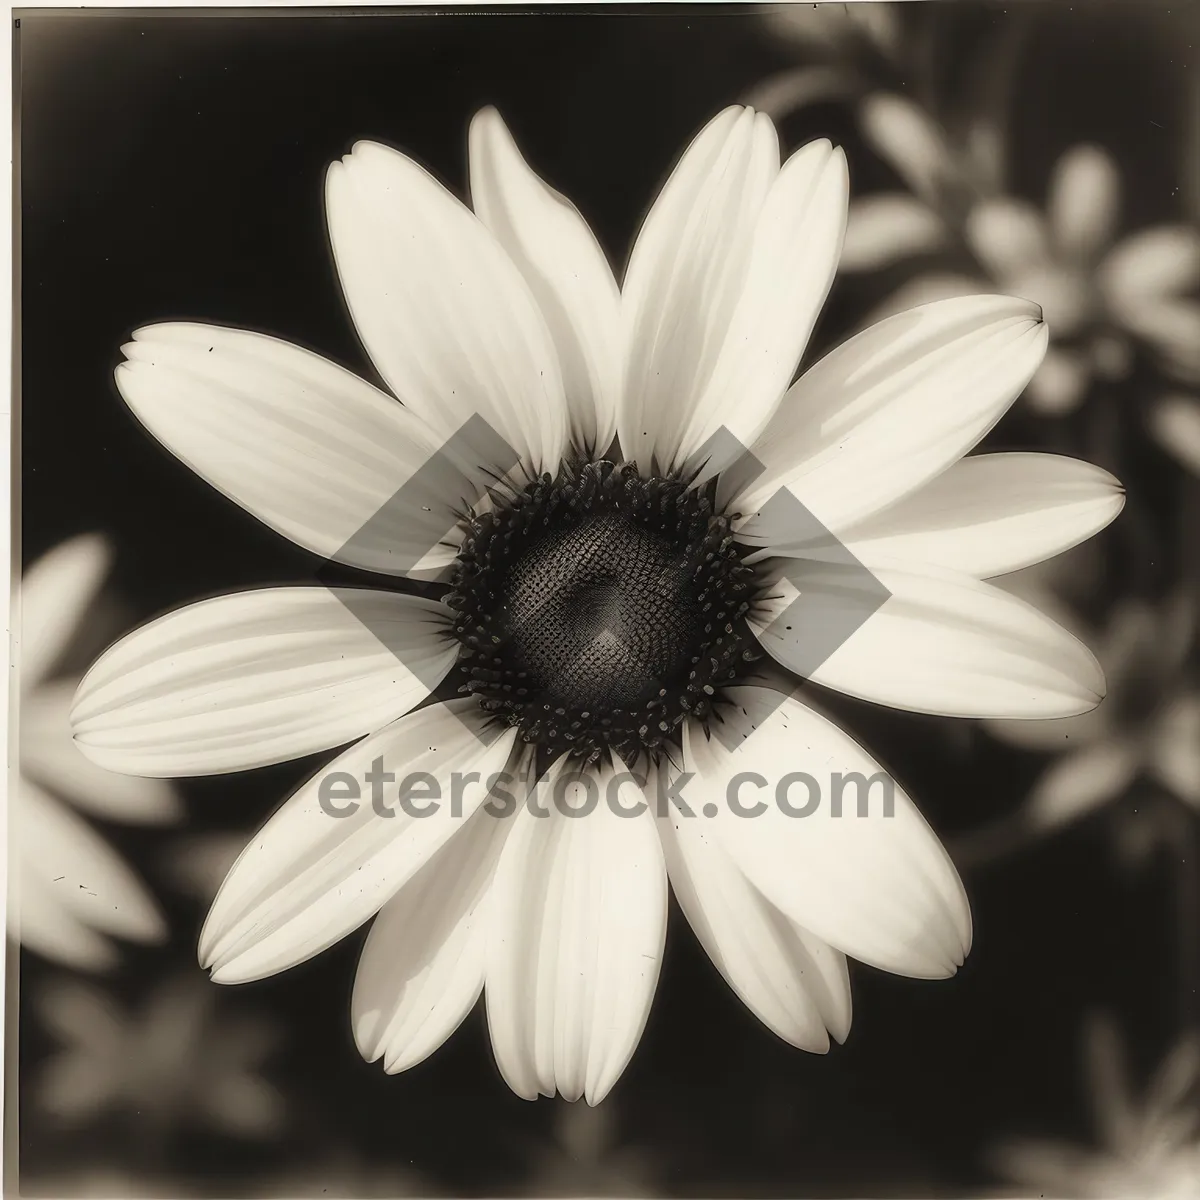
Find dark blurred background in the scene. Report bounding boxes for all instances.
[14,4,1200,1196]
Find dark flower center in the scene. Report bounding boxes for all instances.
[447,461,763,765]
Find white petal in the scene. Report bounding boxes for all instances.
[18,873,119,971]
[838,193,945,272]
[72,588,457,776]
[858,92,954,206]
[618,106,780,473]
[485,759,667,1103]
[1149,692,1200,805]
[22,681,181,822]
[684,689,971,978]
[18,779,166,950]
[117,324,481,578]
[468,108,621,455]
[964,199,1050,284]
[841,453,1125,577]
[751,560,1106,719]
[735,295,1047,532]
[200,701,516,983]
[352,801,510,1073]
[655,762,850,1048]
[1026,347,1090,415]
[1047,145,1121,263]
[326,140,568,474]
[21,535,111,690]
[1150,395,1200,476]
[1100,226,1200,308]
[680,138,849,471]
[1023,739,1140,831]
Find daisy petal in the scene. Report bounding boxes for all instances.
[838,193,945,272]
[736,295,1047,531]
[116,324,476,578]
[468,108,621,455]
[1026,346,1090,415]
[72,588,457,777]
[685,689,971,978]
[22,535,111,690]
[680,138,849,468]
[326,140,568,474]
[200,701,516,984]
[22,681,181,822]
[352,802,509,1073]
[19,780,167,950]
[1023,739,1140,831]
[486,759,667,1103]
[752,560,1106,719]
[964,199,1050,283]
[1100,226,1200,307]
[656,763,850,1048]
[1150,395,1200,475]
[1149,692,1200,805]
[841,453,1125,578]
[1047,145,1120,263]
[618,106,780,473]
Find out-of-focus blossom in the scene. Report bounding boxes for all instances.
[35,973,283,1139]
[846,127,1200,418]
[16,536,180,971]
[523,1099,655,1197]
[965,146,1200,415]
[747,5,902,120]
[991,1014,1200,1198]
[987,584,1198,859]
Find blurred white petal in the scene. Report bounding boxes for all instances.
[742,66,861,122]
[1023,739,1141,831]
[964,198,1050,283]
[22,681,181,822]
[1149,692,1200,805]
[838,193,945,272]
[72,588,456,777]
[753,561,1106,719]
[737,295,1047,532]
[1150,394,1200,475]
[1047,144,1121,262]
[858,92,955,206]
[200,702,516,984]
[22,535,111,691]
[19,780,166,954]
[326,140,569,474]
[486,760,666,1104]
[684,689,971,978]
[1026,346,1090,415]
[842,453,1125,577]
[1100,225,1200,308]
[468,108,622,454]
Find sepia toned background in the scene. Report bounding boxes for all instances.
[14,3,1200,1195]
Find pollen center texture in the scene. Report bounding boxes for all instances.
[447,461,761,764]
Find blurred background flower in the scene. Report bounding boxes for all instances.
[16,536,180,972]
[35,972,284,1141]
[990,1014,1200,1198]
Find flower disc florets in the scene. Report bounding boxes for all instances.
[447,460,763,765]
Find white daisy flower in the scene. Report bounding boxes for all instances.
[17,535,178,972]
[72,106,1122,1103]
